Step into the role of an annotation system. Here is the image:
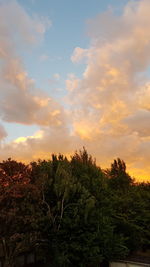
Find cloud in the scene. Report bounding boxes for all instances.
[0,0,51,48]
[0,57,63,126]
[66,0,150,180]
[0,125,74,162]
[124,110,150,137]
[0,0,63,126]
[1,0,150,182]
[0,124,7,140]
[71,47,88,63]
[137,82,150,111]
[66,74,80,92]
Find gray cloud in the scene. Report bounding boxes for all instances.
[0,124,7,140]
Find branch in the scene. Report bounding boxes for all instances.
[57,195,65,231]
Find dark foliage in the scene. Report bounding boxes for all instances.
[0,149,149,266]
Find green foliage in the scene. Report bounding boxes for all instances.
[106,158,133,192]
[0,150,149,266]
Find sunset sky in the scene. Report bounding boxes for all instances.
[0,0,150,181]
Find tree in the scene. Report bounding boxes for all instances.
[106,158,133,192]
[0,159,43,267]
[0,153,149,266]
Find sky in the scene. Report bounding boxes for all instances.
[0,0,150,182]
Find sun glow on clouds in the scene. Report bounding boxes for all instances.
[14,130,43,144]
[0,0,150,181]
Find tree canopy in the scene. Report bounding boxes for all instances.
[0,149,149,266]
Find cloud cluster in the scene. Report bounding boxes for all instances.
[67,0,150,180]
[1,0,150,181]
[0,0,63,127]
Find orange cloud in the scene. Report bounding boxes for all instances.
[67,0,150,181]
[0,0,150,182]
